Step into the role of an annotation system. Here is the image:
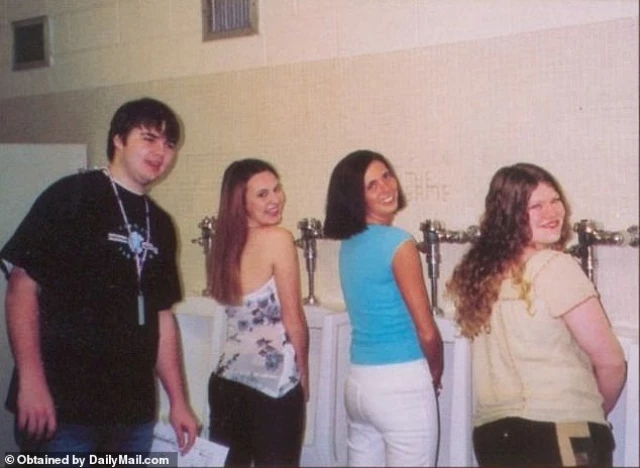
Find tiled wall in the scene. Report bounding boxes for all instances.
[0,2,637,332]
[1,0,638,98]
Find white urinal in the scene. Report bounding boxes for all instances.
[157,298,353,466]
[300,310,477,467]
[154,297,227,467]
[300,305,351,467]
[608,336,639,468]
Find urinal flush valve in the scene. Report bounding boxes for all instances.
[418,220,480,317]
[192,215,217,296]
[567,219,625,285]
[295,218,323,306]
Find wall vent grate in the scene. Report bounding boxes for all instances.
[12,16,51,71]
[202,0,258,41]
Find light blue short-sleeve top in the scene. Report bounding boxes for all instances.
[340,224,423,365]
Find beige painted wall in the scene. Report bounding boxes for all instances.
[0,2,638,332]
[0,0,638,98]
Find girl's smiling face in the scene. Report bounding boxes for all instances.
[364,160,399,225]
[245,170,285,228]
[526,182,566,252]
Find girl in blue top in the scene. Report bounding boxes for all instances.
[324,149,444,467]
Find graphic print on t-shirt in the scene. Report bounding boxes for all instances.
[108,222,159,260]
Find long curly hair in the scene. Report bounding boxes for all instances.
[446,163,572,338]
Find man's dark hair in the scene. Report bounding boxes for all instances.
[106,97,180,161]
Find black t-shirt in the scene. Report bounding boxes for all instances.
[1,169,182,424]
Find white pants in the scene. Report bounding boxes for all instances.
[345,359,440,467]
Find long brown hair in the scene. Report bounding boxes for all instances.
[446,163,572,338]
[210,159,279,304]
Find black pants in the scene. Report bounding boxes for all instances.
[473,417,615,467]
[208,374,305,467]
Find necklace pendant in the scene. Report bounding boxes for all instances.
[138,294,145,326]
[128,231,145,255]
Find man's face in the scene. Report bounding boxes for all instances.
[111,125,177,193]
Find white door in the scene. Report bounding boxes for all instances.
[0,144,86,452]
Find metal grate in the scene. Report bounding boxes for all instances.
[202,0,258,41]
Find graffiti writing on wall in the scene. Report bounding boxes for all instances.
[401,170,450,203]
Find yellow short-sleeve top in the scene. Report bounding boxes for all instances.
[473,249,607,427]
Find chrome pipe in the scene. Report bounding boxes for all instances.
[438,225,481,244]
[191,215,217,296]
[418,220,479,317]
[295,218,323,305]
[567,219,626,285]
[627,225,639,248]
[418,220,444,317]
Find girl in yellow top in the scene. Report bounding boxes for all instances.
[447,162,626,467]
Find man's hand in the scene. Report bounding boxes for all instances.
[17,376,57,441]
[169,402,198,455]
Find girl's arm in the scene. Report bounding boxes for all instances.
[563,296,627,415]
[393,240,444,391]
[271,227,310,400]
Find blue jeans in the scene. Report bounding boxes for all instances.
[16,420,155,453]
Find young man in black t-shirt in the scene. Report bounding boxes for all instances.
[1,97,197,454]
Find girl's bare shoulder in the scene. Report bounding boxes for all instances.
[252,225,295,249]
